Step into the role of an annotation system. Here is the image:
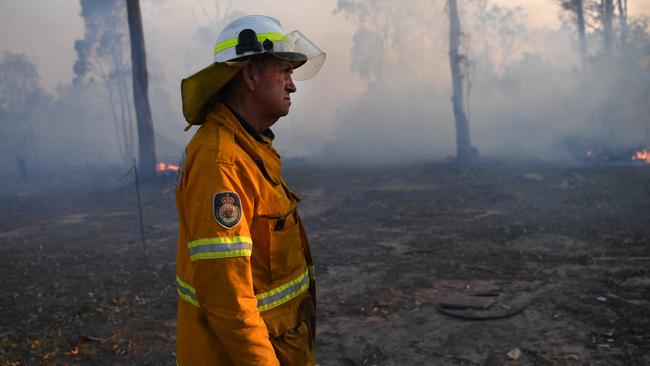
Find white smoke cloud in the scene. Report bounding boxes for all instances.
[1,0,649,181]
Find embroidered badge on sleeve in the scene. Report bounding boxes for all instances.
[213,192,242,229]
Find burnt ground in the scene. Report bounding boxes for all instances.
[0,161,649,365]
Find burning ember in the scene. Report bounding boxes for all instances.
[632,148,650,164]
[156,162,179,172]
[582,145,650,165]
[584,147,609,161]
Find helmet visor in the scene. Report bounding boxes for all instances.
[285,30,326,81]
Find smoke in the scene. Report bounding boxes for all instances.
[319,0,650,163]
[71,0,188,165]
[0,51,130,183]
[0,53,48,180]
[0,0,187,184]
[73,0,126,81]
[2,0,649,185]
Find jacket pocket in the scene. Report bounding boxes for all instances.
[270,319,314,366]
[268,210,305,282]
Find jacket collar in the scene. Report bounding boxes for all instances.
[223,103,275,144]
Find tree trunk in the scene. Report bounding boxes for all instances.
[126,0,156,181]
[447,0,477,161]
[602,0,614,56]
[617,0,628,51]
[575,0,587,62]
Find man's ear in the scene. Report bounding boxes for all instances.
[241,64,257,92]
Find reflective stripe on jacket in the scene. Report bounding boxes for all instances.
[175,103,316,366]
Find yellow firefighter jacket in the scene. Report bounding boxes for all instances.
[174,103,316,365]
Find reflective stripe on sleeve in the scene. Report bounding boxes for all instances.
[176,268,311,311]
[176,276,199,307]
[256,269,310,312]
[188,236,253,261]
[214,32,288,54]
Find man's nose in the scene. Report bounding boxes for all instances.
[286,76,297,93]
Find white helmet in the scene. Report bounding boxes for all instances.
[181,15,325,125]
[213,15,325,81]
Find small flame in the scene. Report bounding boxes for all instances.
[632,148,650,164]
[157,162,179,172]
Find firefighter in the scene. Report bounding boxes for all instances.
[174,15,325,366]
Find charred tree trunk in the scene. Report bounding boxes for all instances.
[447,0,478,161]
[126,0,156,181]
[617,0,628,51]
[602,0,614,57]
[575,0,588,61]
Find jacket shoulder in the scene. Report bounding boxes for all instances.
[187,122,235,165]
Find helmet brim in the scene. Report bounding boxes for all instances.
[228,51,308,66]
[271,52,309,68]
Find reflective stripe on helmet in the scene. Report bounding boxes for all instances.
[188,236,253,261]
[256,269,310,312]
[214,32,288,55]
[176,276,199,307]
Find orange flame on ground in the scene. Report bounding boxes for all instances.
[632,149,650,164]
[156,162,179,172]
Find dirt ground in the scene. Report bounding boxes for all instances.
[1,160,648,365]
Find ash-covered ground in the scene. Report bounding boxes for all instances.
[1,161,649,365]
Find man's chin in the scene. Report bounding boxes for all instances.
[270,110,290,122]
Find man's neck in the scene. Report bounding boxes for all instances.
[224,99,275,133]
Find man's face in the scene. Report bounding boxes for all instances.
[252,57,297,121]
